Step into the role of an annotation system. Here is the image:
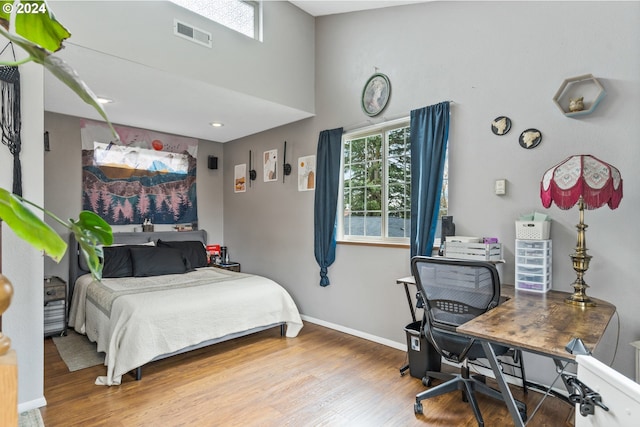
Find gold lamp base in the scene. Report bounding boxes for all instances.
[565,197,596,307]
[565,289,597,307]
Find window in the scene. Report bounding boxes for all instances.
[170,0,260,40]
[338,119,448,244]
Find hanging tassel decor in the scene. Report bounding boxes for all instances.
[0,42,22,196]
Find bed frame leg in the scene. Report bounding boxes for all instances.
[135,367,142,381]
[280,323,286,336]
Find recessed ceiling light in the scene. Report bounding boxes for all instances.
[210,122,224,127]
[97,97,113,104]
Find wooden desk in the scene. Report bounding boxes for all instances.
[458,288,616,426]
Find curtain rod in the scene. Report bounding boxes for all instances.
[342,101,454,134]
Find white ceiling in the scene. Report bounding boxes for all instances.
[44,1,428,143]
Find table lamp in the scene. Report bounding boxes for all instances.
[540,154,623,307]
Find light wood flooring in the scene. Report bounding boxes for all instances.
[41,323,573,426]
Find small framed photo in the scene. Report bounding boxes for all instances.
[298,155,316,191]
[234,164,246,193]
[361,73,391,117]
[263,149,278,182]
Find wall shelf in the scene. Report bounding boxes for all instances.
[552,74,606,117]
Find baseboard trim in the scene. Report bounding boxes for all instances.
[18,396,47,413]
[300,315,406,351]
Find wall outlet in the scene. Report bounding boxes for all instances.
[495,179,506,195]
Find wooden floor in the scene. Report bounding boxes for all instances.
[41,323,573,426]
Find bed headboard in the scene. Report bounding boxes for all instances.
[68,230,207,298]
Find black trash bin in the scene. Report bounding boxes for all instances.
[404,320,441,379]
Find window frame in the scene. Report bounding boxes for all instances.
[338,118,410,245]
[337,118,448,247]
[170,0,261,41]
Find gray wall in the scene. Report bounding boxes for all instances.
[50,1,315,113]
[223,0,640,382]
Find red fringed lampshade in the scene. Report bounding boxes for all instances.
[541,154,623,210]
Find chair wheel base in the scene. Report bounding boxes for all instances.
[414,402,423,415]
[422,376,432,387]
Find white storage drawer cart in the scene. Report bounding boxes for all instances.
[515,239,552,292]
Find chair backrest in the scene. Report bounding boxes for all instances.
[411,256,502,361]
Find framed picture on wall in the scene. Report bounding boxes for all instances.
[298,155,316,191]
[263,149,278,182]
[234,164,246,193]
[361,73,391,117]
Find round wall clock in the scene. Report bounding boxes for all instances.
[361,73,391,117]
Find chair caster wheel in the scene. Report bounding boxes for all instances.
[414,402,423,415]
[422,376,431,387]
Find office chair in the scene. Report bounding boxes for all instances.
[410,256,527,426]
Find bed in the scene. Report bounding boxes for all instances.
[67,230,303,386]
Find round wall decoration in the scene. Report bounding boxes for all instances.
[519,128,542,149]
[491,116,512,135]
[361,73,391,117]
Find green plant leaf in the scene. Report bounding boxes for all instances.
[14,1,71,52]
[69,211,112,281]
[0,2,69,52]
[0,188,66,261]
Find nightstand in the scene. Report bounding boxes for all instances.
[44,276,67,337]
[210,262,241,272]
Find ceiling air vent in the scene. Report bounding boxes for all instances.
[173,19,212,48]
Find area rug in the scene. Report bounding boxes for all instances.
[19,408,44,427]
[52,330,105,372]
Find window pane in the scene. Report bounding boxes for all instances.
[344,212,364,236]
[366,185,382,210]
[349,188,365,211]
[388,183,408,211]
[364,212,382,236]
[350,164,365,186]
[350,138,366,163]
[367,160,382,186]
[388,211,410,238]
[366,134,382,161]
[388,127,408,157]
[388,156,409,184]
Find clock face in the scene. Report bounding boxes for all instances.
[362,73,391,117]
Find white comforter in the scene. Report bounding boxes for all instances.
[68,268,303,385]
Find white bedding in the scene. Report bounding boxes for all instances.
[68,267,303,385]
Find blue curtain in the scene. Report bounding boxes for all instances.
[410,102,450,258]
[314,127,343,286]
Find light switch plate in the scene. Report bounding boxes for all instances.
[495,179,506,195]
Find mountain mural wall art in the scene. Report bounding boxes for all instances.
[80,119,198,226]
